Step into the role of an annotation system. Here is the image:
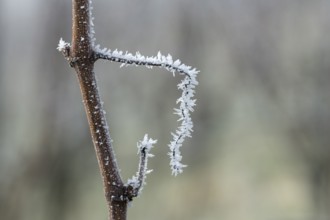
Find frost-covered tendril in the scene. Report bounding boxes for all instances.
[57,0,199,204]
[57,0,198,176]
[127,134,156,196]
[95,46,199,176]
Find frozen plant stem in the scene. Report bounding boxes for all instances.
[63,0,128,219]
[126,135,157,200]
[58,0,198,220]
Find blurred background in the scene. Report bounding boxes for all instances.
[1,0,330,219]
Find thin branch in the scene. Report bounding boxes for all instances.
[95,47,199,175]
[126,135,157,201]
[94,47,199,77]
[58,0,199,219]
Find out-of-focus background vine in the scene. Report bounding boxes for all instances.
[1,0,330,220]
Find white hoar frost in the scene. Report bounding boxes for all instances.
[57,38,70,52]
[88,0,96,47]
[95,46,199,176]
[57,0,198,178]
[127,134,156,195]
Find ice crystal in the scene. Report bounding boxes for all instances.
[127,134,157,195]
[95,47,199,175]
[88,0,96,47]
[57,38,70,52]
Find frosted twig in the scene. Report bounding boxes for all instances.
[58,0,199,218]
[57,38,80,67]
[95,47,199,175]
[126,135,156,199]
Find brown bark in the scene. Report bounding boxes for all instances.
[69,0,128,219]
[59,1,197,219]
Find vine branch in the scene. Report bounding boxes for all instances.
[58,0,199,219]
[94,46,199,175]
[126,134,157,201]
